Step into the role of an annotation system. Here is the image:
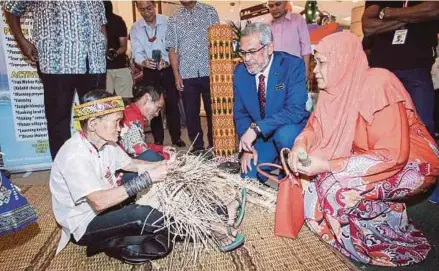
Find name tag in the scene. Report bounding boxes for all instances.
[392,29,408,45]
[275,83,285,90]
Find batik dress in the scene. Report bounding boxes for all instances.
[300,103,439,266]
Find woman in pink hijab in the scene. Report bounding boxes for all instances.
[288,32,439,266]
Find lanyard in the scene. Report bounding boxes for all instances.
[145,26,157,43]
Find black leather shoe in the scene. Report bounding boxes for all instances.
[103,234,172,264]
[172,139,186,147]
[154,141,163,145]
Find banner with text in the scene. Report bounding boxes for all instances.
[0,10,52,172]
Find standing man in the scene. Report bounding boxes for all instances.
[166,1,219,153]
[362,1,439,135]
[268,1,312,78]
[104,1,133,100]
[234,23,309,182]
[362,1,439,204]
[131,1,185,147]
[4,1,107,159]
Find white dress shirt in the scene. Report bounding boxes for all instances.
[50,132,132,254]
[255,55,274,95]
[130,14,169,65]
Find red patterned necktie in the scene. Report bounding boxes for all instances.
[258,74,266,119]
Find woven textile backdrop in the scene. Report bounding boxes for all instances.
[209,25,237,157]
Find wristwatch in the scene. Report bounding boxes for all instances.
[250,122,261,137]
[379,7,388,20]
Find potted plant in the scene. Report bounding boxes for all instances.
[228,20,250,62]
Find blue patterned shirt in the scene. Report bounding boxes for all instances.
[3,1,107,74]
[166,2,219,79]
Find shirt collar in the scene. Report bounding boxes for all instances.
[138,15,166,28]
[183,1,202,12]
[79,132,107,153]
[272,11,291,24]
[256,54,274,79]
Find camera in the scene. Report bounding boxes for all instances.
[106,48,118,61]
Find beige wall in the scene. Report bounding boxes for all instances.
[112,1,134,32]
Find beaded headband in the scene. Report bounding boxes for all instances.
[73,96,125,131]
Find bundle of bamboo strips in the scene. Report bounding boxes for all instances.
[136,150,277,263]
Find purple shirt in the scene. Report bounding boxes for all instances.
[270,12,312,58]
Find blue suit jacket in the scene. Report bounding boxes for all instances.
[233,51,309,138]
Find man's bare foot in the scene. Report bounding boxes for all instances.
[226,200,240,226]
[210,223,238,246]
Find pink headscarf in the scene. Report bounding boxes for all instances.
[308,32,415,160]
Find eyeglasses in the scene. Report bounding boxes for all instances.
[238,44,267,58]
[267,2,283,9]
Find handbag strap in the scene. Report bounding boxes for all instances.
[256,148,303,188]
[280,148,303,189]
[256,163,283,184]
[279,148,292,176]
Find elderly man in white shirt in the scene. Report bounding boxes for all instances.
[50,89,171,264]
[130,1,185,148]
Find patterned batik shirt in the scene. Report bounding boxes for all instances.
[166,2,219,79]
[3,1,107,74]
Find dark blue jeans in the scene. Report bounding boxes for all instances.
[182,76,213,150]
[77,204,164,246]
[143,67,182,144]
[392,68,435,136]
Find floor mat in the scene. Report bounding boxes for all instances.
[0,184,358,271]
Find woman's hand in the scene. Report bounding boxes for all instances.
[296,155,330,177]
[287,146,305,176]
[288,146,330,177]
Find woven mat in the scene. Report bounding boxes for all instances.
[0,185,358,271]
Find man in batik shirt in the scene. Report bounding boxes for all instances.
[4,1,107,159]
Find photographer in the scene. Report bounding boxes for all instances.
[130,1,185,148]
[104,1,133,99]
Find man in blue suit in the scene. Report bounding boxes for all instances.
[233,22,309,181]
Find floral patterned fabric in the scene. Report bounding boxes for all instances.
[295,32,439,267]
[120,103,166,159]
[0,171,37,236]
[300,103,439,267]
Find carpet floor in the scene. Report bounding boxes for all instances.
[0,184,358,271]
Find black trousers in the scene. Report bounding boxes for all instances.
[76,203,164,246]
[37,67,105,159]
[182,76,213,150]
[142,67,181,144]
